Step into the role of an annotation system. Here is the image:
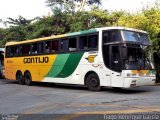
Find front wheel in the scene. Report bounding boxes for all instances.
[85,73,102,91]
[24,72,32,86]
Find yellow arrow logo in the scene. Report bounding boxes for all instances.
[86,55,97,63]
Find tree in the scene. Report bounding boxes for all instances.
[77,0,101,11]
[6,16,33,26]
[46,0,101,12]
[0,19,7,28]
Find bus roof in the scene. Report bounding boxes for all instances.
[5,26,148,46]
[97,26,148,34]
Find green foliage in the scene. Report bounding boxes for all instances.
[6,16,33,26]
[0,0,159,59]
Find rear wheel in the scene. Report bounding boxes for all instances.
[24,72,32,86]
[16,71,24,85]
[85,73,102,91]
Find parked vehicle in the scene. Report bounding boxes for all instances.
[0,48,4,79]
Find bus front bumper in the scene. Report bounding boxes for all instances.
[124,76,156,88]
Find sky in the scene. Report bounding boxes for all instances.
[0,0,157,27]
[102,0,157,12]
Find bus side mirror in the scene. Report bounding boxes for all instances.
[121,46,127,59]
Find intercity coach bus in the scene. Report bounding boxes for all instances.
[4,27,156,91]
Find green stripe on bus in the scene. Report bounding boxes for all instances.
[56,52,84,78]
[46,52,84,78]
[67,29,97,37]
[46,54,70,77]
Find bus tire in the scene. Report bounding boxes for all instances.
[16,71,24,85]
[85,73,101,91]
[24,72,32,86]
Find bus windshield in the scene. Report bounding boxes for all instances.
[123,45,153,70]
[122,30,150,45]
[102,29,153,72]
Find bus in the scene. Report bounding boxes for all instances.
[0,48,4,79]
[4,27,156,91]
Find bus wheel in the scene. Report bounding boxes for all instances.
[24,72,32,86]
[16,71,24,85]
[85,73,102,91]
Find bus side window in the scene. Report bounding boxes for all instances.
[19,46,23,55]
[51,41,59,53]
[14,46,19,56]
[10,46,14,57]
[32,43,38,54]
[69,38,77,52]
[21,45,26,55]
[88,34,98,49]
[26,44,31,55]
[45,41,51,53]
[21,44,31,55]
[61,39,69,52]
[79,36,87,50]
[103,30,122,43]
[6,47,11,58]
[37,42,44,54]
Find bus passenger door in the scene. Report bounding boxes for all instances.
[110,45,124,87]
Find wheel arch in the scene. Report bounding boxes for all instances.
[16,70,23,77]
[24,70,31,75]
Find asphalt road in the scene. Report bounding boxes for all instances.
[0,79,160,120]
